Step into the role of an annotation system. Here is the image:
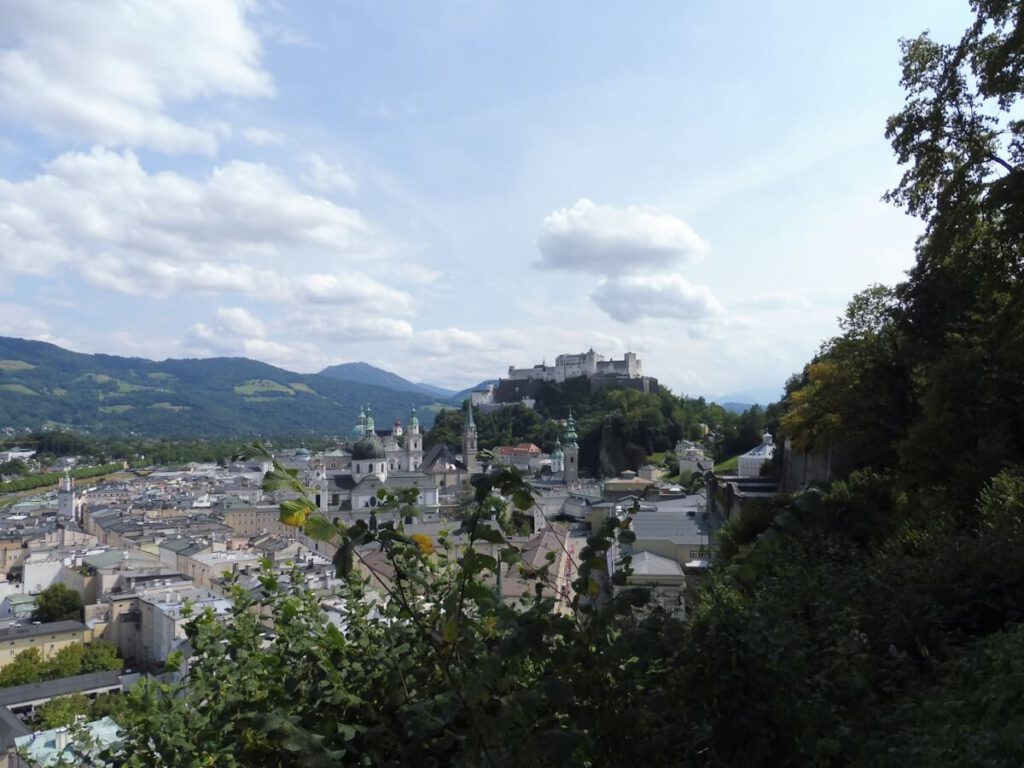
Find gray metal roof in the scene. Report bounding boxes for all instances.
[0,621,86,642]
[0,704,30,748]
[632,510,708,544]
[0,670,122,708]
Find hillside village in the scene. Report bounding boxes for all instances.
[0,345,786,762]
[1,0,1021,762]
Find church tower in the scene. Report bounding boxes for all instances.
[551,438,564,475]
[462,400,479,474]
[563,411,579,485]
[406,408,423,471]
[57,472,77,521]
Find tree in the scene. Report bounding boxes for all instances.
[33,693,91,730]
[81,640,122,673]
[42,643,85,679]
[0,648,43,688]
[882,2,1024,501]
[31,584,83,623]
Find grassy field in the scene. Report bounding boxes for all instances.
[233,379,294,396]
[714,454,740,473]
[0,383,37,396]
[0,360,35,371]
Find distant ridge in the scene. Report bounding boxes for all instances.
[0,336,442,437]
[318,362,457,398]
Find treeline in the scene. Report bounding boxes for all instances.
[2,430,336,468]
[0,462,123,495]
[426,382,776,476]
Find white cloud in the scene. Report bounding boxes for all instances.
[0,147,414,311]
[536,199,709,274]
[0,0,273,154]
[215,307,266,338]
[415,328,488,357]
[297,313,415,342]
[592,274,724,323]
[302,153,357,195]
[242,127,285,146]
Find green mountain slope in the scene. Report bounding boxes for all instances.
[0,337,438,437]
[318,361,456,399]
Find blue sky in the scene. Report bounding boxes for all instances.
[0,0,972,401]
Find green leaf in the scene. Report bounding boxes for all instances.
[462,551,498,574]
[471,525,506,545]
[304,514,336,541]
[442,617,459,644]
[280,499,312,527]
[512,488,535,511]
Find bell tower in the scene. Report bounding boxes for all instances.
[406,408,423,471]
[563,411,579,485]
[462,400,478,473]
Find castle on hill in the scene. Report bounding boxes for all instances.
[481,349,658,406]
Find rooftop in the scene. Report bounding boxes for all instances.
[0,620,86,642]
[0,671,121,708]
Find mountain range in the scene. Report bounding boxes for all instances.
[0,337,475,437]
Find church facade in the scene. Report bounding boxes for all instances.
[305,407,437,514]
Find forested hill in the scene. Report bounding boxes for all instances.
[427,377,775,477]
[0,337,440,437]
[318,361,457,400]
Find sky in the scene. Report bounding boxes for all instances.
[0,0,974,402]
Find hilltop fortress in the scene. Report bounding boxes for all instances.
[480,349,658,406]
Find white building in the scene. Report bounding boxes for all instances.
[738,432,775,478]
[507,349,642,383]
[676,440,712,477]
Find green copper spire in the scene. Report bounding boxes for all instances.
[351,405,367,439]
[564,411,578,447]
[409,407,419,429]
[464,399,476,432]
[365,406,375,436]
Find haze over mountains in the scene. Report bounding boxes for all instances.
[0,335,770,438]
[0,337,467,437]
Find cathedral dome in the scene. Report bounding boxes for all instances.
[352,436,386,460]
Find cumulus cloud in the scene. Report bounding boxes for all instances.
[592,274,724,323]
[215,307,266,338]
[302,154,357,195]
[0,147,413,311]
[242,127,285,146]
[415,328,489,358]
[0,0,273,154]
[536,198,708,274]
[294,312,415,342]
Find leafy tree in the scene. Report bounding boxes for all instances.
[81,640,122,673]
[881,1,1024,501]
[33,692,91,729]
[0,648,43,688]
[32,584,84,623]
[42,643,85,679]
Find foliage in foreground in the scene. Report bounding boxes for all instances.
[60,4,1024,765]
